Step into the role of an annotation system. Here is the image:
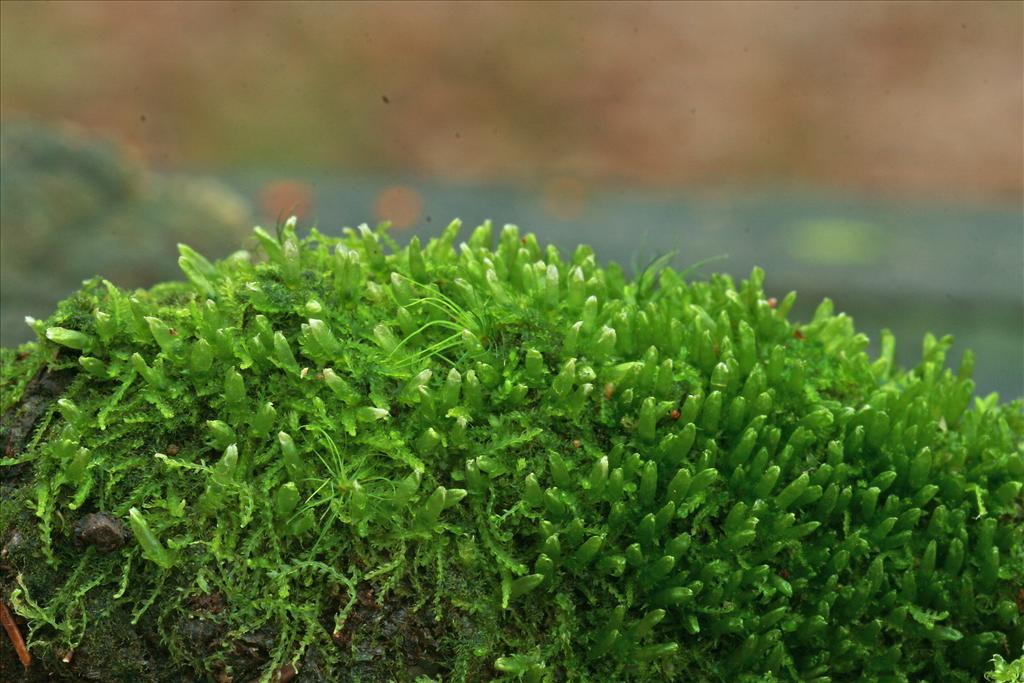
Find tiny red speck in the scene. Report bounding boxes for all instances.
[670,409,681,420]
[767,297,777,309]
[793,329,804,340]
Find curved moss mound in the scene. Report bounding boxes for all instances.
[1,220,1022,682]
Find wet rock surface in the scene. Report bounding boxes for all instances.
[1,529,25,562]
[333,582,455,681]
[74,513,129,553]
[1,364,74,490]
[293,647,327,682]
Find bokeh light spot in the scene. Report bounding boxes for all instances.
[374,185,423,230]
[790,219,881,265]
[259,179,314,222]
[543,177,588,221]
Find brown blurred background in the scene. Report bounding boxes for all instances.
[1,1,1022,396]
[2,1,1021,199]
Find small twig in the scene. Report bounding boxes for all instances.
[1,600,31,668]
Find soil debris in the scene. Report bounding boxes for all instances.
[74,512,129,553]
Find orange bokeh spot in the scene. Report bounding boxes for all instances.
[543,177,588,221]
[374,185,423,230]
[259,179,314,222]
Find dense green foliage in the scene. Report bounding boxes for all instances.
[1,220,1022,682]
[987,648,1024,683]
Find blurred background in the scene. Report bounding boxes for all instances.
[1,1,1021,397]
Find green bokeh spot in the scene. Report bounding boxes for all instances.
[790,219,881,265]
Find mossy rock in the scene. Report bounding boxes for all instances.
[1,219,1022,682]
[0,121,250,347]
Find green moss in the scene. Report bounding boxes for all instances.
[1,219,1022,682]
[987,649,1024,683]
